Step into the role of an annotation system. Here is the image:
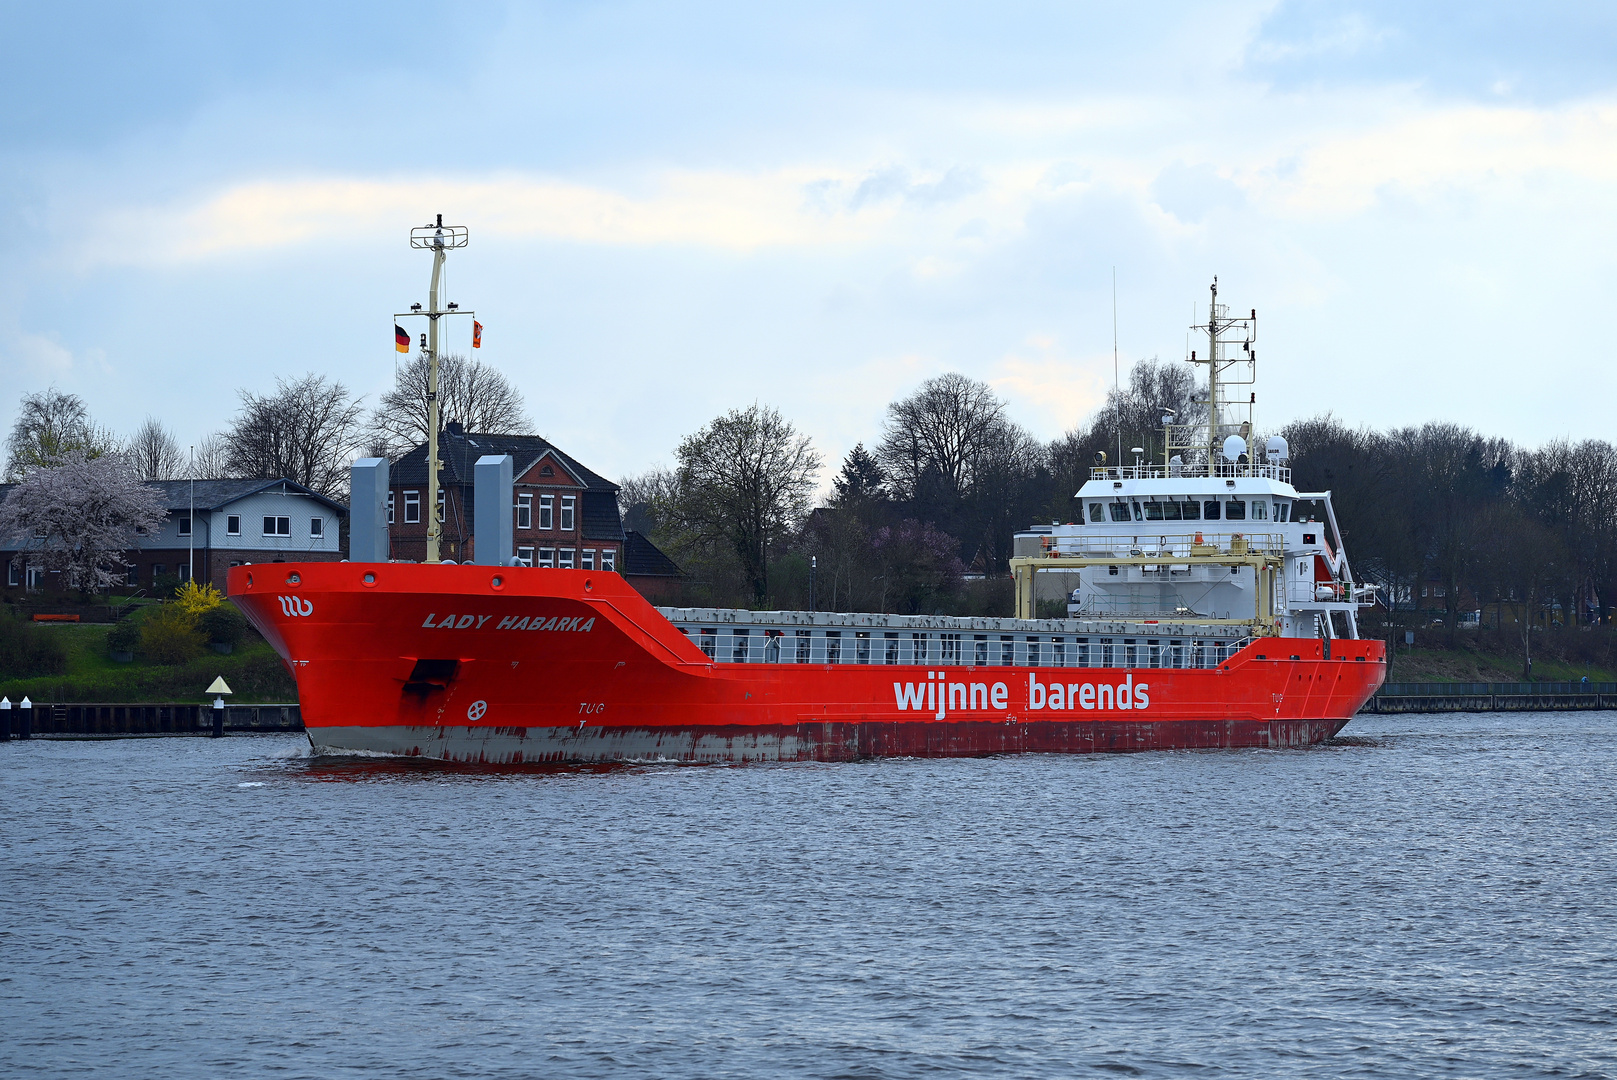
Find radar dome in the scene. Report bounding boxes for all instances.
[1222,435,1247,462]
[1266,435,1289,462]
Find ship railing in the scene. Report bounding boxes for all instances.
[1035,532,1287,558]
[675,625,1253,670]
[1090,463,1291,483]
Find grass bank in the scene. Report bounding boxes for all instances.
[0,622,296,703]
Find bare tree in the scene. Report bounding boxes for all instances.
[4,388,118,480]
[222,374,366,498]
[674,404,821,604]
[0,449,166,592]
[192,433,232,478]
[129,417,184,480]
[876,373,1008,503]
[368,352,532,459]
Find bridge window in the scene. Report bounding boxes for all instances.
[1089,502,1104,523]
[1275,501,1288,522]
[1144,501,1163,521]
[1203,500,1221,520]
[1251,501,1267,520]
[1109,502,1131,522]
[1180,500,1200,520]
[1225,500,1246,520]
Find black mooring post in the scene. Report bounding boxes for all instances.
[0,701,11,742]
[211,703,224,739]
[18,699,32,740]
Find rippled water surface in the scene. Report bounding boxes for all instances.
[3,713,1615,1078]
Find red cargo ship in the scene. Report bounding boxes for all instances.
[229,560,1383,763]
[229,232,1383,761]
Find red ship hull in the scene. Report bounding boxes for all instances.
[228,563,1385,763]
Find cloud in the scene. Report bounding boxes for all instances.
[1150,161,1246,223]
[86,170,883,265]
[988,339,1111,437]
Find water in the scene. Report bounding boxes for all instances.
[2,714,1615,1079]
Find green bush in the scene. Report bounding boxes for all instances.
[0,613,68,679]
[199,603,246,646]
[107,618,141,653]
[139,603,205,665]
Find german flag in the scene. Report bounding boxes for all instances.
[472,320,483,349]
[395,324,410,353]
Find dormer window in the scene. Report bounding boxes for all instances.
[540,464,554,477]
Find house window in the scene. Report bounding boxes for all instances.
[178,564,191,582]
[582,549,595,570]
[517,493,532,530]
[177,516,191,537]
[153,564,166,582]
[539,495,553,530]
[125,566,137,586]
[538,547,555,568]
[517,546,535,567]
[386,493,394,525]
[559,548,576,569]
[226,515,241,535]
[404,491,420,523]
[262,516,291,536]
[310,517,324,539]
[602,549,616,572]
[560,496,575,531]
[7,562,19,587]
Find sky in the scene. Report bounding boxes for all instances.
[3,0,1615,490]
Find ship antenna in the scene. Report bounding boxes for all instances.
[407,214,470,563]
[1113,267,1122,470]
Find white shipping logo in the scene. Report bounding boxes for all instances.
[278,595,314,617]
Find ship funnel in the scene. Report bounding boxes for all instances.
[1222,435,1247,462]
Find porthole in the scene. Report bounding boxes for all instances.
[491,576,504,590]
[362,572,377,587]
[287,572,301,585]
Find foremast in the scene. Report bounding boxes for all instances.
[402,215,471,564]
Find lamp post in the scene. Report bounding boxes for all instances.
[810,556,817,613]
[188,445,195,585]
